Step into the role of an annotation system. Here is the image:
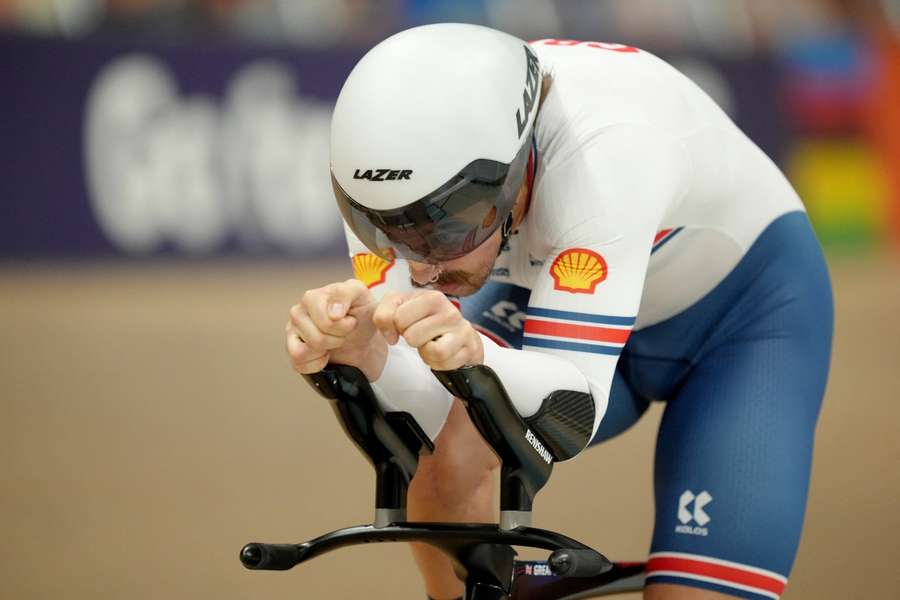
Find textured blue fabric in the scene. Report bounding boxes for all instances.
[599,211,833,580]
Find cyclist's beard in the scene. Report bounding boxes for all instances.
[411,260,494,297]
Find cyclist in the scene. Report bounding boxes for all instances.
[286,23,833,600]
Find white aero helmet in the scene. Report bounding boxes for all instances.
[330,23,541,264]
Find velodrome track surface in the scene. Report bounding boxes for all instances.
[1,259,898,599]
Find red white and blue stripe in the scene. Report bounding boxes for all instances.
[652,227,684,254]
[523,307,635,356]
[646,552,787,599]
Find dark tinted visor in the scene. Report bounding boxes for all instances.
[333,136,532,264]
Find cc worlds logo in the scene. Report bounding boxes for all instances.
[675,490,712,536]
[516,45,541,137]
[353,168,412,181]
[483,300,526,334]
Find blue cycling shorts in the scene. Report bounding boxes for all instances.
[460,211,834,599]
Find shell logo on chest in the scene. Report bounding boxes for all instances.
[352,252,394,288]
[550,248,608,294]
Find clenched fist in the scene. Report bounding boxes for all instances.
[373,290,484,371]
[285,279,387,380]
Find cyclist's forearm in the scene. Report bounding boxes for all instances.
[477,333,613,457]
[370,342,454,440]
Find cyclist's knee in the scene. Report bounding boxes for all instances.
[426,398,499,473]
[409,399,498,511]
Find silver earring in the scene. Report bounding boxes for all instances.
[501,213,514,238]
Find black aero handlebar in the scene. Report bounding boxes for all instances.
[242,363,642,599]
[240,523,612,573]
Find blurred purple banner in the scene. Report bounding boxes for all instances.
[0,34,787,258]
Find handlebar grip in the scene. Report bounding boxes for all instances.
[240,543,301,570]
[548,548,613,578]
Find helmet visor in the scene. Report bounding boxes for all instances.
[333,136,532,264]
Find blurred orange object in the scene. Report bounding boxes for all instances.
[865,30,900,248]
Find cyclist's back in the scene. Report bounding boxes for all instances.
[519,39,805,328]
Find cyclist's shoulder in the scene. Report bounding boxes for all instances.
[531,38,694,118]
[532,38,734,169]
[529,119,689,248]
[530,38,672,76]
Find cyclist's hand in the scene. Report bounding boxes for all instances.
[373,290,484,371]
[286,279,387,380]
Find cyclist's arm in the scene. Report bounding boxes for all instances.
[479,123,689,455]
[342,224,454,441]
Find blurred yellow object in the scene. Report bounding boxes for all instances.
[788,139,890,251]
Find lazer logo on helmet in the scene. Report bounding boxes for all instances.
[353,169,413,181]
[515,45,541,137]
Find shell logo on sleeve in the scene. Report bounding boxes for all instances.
[352,253,395,288]
[550,248,608,294]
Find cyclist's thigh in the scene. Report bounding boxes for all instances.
[591,369,651,443]
[643,212,833,598]
[648,336,830,588]
[647,342,823,598]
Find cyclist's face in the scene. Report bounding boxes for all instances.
[407,177,530,297]
[408,227,501,296]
